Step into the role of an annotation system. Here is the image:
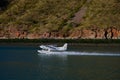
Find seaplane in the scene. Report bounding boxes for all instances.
[37,43,68,54]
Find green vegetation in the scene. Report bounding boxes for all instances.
[82,0,120,28]
[0,0,86,33]
[0,0,120,34]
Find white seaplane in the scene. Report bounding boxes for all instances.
[37,43,68,54]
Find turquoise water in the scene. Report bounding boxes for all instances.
[0,44,120,80]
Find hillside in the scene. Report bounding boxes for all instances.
[0,0,120,39]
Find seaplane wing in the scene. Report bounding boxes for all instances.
[40,45,57,51]
[39,43,67,51]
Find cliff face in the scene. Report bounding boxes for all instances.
[0,0,120,39]
[0,26,120,39]
[69,27,120,39]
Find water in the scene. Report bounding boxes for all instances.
[0,44,120,80]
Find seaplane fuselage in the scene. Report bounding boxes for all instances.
[39,43,67,52]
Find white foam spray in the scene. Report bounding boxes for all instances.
[38,51,120,56]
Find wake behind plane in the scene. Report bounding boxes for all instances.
[37,43,68,54]
[37,43,120,56]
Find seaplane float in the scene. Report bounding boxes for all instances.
[37,43,68,54]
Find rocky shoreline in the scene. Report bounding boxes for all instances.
[0,27,120,39]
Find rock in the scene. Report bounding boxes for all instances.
[111,28,118,39]
[69,30,81,39]
[81,29,96,39]
[27,33,36,39]
[19,31,28,39]
[104,27,119,39]
[106,28,112,39]
[50,32,58,38]
[0,25,120,39]
[42,32,50,38]
[0,30,4,38]
[58,33,64,39]
[118,30,120,39]
[104,28,113,39]
[96,29,105,39]
[27,33,41,39]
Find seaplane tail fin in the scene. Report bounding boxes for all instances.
[63,43,67,50]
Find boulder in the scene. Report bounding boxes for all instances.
[96,29,105,39]
[69,30,81,39]
[81,29,96,39]
[111,28,118,39]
